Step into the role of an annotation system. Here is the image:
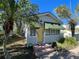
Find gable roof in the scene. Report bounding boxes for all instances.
[38,12,62,24]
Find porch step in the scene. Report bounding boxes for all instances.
[34,44,51,51]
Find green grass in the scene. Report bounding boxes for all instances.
[57,37,77,49]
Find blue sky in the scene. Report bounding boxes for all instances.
[30,0,79,24]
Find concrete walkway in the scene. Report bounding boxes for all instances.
[69,46,79,56]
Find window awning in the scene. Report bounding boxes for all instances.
[30,22,40,28]
[45,23,53,29]
[45,23,64,30]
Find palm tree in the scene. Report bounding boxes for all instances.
[55,5,76,37]
[0,0,39,58]
[0,0,18,59]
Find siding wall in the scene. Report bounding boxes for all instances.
[27,35,38,45]
[75,34,79,41]
[43,34,61,44]
[39,16,54,24]
[25,26,38,45]
[26,15,62,45]
[27,33,62,45]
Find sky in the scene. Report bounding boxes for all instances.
[30,0,79,24]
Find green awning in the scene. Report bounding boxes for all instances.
[52,25,63,29]
[30,22,40,28]
[45,23,63,30]
[45,23,53,29]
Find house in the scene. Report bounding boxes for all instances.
[25,12,63,46]
[0,11,63,45]
[61,24,79,40]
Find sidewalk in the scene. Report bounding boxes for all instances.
[69,45,79,56]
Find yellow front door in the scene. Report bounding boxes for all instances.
[36,27,44,44]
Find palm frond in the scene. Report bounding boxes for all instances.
[75,4,79,13]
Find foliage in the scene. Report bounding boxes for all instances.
[14,0,39,35]
[0,0,18,35]
[0,0,39,59]
[0,0,17,18]
[57,37,77,49]
[55,5,71,18]
[75,4,79,13]
[15,0,39,24]
[55,5,77,37]
[58,38,65,43]
[0,0,39,35]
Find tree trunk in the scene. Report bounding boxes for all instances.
[3,19,14,59]
[16,20,25,36]
[68,16,76,37]
[3,34,11,59]
[72,29,75,37]
[3,20,14,35]
[70,24,75,37]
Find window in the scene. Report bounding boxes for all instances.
[45,29,49,35]
[51,30,55,35]
[45,29,60,35]
[56,30,60,34]
[30,28,36,36]
[45,29,52,35]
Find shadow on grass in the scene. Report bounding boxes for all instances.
[0,34,25,46]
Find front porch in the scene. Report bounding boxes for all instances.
[26,22,63,46]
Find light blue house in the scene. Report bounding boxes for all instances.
[25,12,63,45]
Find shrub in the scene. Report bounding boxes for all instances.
[52,42,57,48]
[58,38,65,43]
[57,37,77,49]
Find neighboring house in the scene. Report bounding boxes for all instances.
[61,25,71,37]
[25,12,63,46]
[61,24,79,40]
